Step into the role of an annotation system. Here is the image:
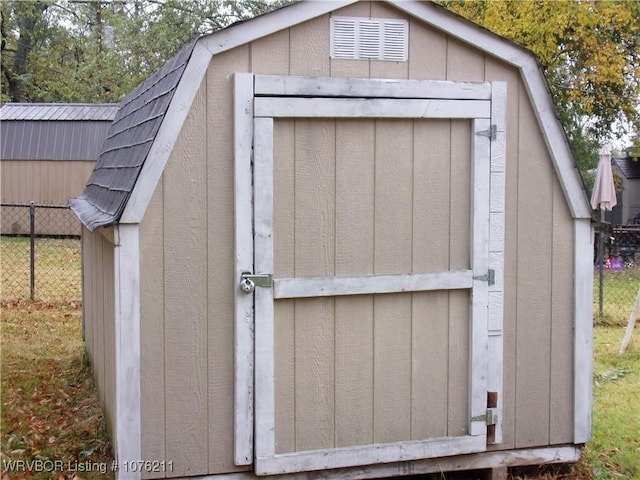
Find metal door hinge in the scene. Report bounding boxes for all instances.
[471,408,497,426]
[239,272,272,293]
[473,269,495,285]
[476,124,497,141]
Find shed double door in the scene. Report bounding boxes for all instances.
[234,74,505,475]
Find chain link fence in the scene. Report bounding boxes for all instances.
[1,203,81,304]
[595,226,640,326]
[2,202,640,321]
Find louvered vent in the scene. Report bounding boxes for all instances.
[331,17,408,62]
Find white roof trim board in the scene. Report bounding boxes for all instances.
[75,0,591,230]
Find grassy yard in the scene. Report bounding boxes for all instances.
[0,236,81,304]
[582,327,640,480]
[1,237,112,479]
[1,237,639,479]
[594,268,640,326]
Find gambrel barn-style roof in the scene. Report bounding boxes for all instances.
[70,0,591,232]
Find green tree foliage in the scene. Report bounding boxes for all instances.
[438,0,640,185]
[1,0,286,103]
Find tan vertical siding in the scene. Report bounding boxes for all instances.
[290,16,330,76]
[93,229,105,406]
[1,160,94,204]
[334,120,375,448]
[411,120,453,440]
[164,82,209,476]
[273,120,296,453]
[82,228,94,375]
[447,120,472,437]
[372,120,413,443]
[446,47,481,435]
[550,175,575,444]
[101,233,116,450]
[293,119,337,451]
[81,228,116,440]
[1,160,94,235]
[251,29,289,75]
[140,44,253,479]
[408,17,447,80]
[515,86,554,448]
[140,182,166,479]
[447,37,485,81]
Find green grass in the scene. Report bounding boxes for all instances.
[594,268,640,327]
[581,327,640,480]
[1,236,81,304]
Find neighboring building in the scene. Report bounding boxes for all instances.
[612,155,640,225]
[1,103,117,235]
[71,2,593,479]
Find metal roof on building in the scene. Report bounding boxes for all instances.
[0,103,119,121]
[69,42,196,231]
[1,121,113,161]
[1,103,118,161]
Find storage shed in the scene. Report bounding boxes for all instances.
[69,2,594,479]
[1,103,117,235]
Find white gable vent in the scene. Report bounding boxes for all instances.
[331,17,408,62]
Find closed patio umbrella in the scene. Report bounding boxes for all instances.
[592,145,617,318]
[591,145,617,211]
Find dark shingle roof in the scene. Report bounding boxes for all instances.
[69,42,196,231]
[614,156,640,180]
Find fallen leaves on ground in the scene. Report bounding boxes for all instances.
[1,300,113,479]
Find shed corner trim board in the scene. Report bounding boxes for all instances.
[573,218,594,443]
[113,223,142,478]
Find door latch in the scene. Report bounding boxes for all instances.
[239,272,272,294]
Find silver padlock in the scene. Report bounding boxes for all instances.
[240,277,255,294]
